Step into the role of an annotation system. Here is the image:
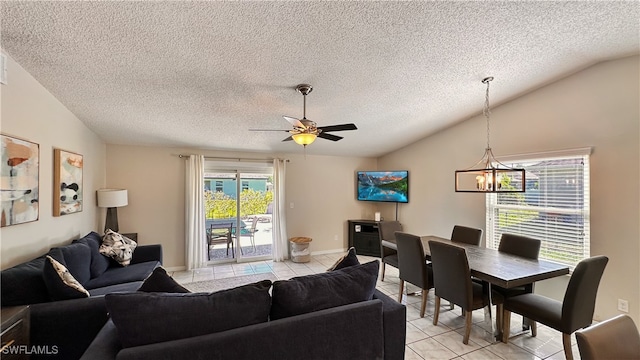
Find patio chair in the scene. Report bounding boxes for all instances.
[208,223,234,259]
[239,217,258,251]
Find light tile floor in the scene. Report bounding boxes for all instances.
[171,253,581,360]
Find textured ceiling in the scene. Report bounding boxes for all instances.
[1,1,638,157]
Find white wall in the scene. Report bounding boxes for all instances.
[105,145,377,268]
[378,56,640,323]
[0,55,106,269]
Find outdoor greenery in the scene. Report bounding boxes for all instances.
[496,176,538,227]
[205,189,273,219]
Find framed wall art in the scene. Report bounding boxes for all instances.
[53,148,83,216]
[1,134,40,227]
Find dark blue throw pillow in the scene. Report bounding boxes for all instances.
[106,280,272,348]
[75,232,111,279]
[41,249,90,301]
[270,260,379,320]
[55,241,92,285]
[138,267,190,293]
[327,247,360,271]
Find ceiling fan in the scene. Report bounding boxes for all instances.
[250,84,357,147]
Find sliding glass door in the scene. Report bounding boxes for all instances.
[204,162,273,263]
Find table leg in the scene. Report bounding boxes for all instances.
[482,282,504,342]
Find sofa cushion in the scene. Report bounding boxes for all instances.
[42,254,90,301]
[100,230,137,266]
[84,261,159,290]
[56,241,92,285]
[138,267,190,293]
[327,246,360,271]
[105,280,272,348]
[1,255,50,306]
[270,260,379,320]
[75,231,111,279]
[88,281,144,296]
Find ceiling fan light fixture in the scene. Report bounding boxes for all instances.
[455,77,525,193]
[292,133,317,146]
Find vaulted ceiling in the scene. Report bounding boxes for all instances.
[2,1,638,157]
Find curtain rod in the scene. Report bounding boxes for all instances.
[177,154,289,162]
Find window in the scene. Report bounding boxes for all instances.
[241,181,249,191]
[215,181,223,193]
[486,149,590,269]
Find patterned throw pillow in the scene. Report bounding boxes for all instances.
[44,255,90,299]
[100,229,138,266]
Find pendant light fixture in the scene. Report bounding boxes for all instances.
[455,77,525,193]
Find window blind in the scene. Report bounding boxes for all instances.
[486,151,590,270]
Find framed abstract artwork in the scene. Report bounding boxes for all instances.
[1,134,40,227]
[53,148,83,216]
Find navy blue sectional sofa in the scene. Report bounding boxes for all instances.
[0,231,162,360]
[79,260,407,360]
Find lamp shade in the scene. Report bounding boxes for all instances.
[97,189,128,208]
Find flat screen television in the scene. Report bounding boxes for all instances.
[357,170,409,203]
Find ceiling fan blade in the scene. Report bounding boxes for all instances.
[318,132,343,141]
[249,129,291,132]
[317,123,358,132]
[282,136,294,142]
[283,116,305,128]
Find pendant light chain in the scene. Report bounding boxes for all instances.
[454,76,526,192]
[484,78,491,150]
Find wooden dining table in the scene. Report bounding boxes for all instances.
[382,235,570,341]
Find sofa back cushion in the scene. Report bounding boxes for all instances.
[270,260,379,320]
[75,231,111,278]
[53,241,92,285]
[0,255,50,306]
[106,280,272,348]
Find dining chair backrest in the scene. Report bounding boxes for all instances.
[576,314,640,360]
[378,221,403,241]
[429,241,473,309]
[378,221,402,257]
[561,255,608,333]
[450,225,483,246]
[395,232,429,289]
[498,233,541,260]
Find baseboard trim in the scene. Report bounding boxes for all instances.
[164,265,186,272]
[311,248,347,256]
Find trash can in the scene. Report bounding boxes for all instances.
[289,237,312,263]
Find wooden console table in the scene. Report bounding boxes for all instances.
[1,305,30,359]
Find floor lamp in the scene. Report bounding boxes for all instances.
[97,189,128,233]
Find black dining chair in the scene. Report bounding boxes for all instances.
[395,232,433,318]
[450,225,483,246]
[378,221,402,281]
[495,233,541,334]
[429,240,499,344]
[207,223,234,259]
[446,225,483,311]
[575,314,640,360]
[502,255,608,360]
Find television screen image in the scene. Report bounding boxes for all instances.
[357,171,409,203]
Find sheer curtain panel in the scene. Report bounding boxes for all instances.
[272,159,289,261]
[186,155,207,270]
